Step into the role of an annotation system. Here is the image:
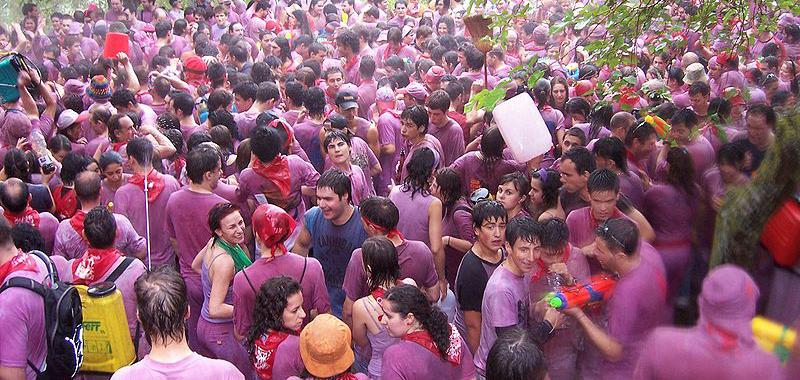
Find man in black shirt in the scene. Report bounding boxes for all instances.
[454,200,507,353]
[736,104,776,174]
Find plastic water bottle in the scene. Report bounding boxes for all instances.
[29,129,55,174]
[547,272,563,292]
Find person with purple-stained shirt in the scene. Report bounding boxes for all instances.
[53,172,146,260]
[111,267,245,380]
[497,172,533,221]
[635,265,785,380]
[397,105,444,182]
[475,217,564,376]
[528,219,591,380]
[342,197,440,326]
[450,127,526,196]
[357,58,379,121]
[236,126,319,224]
[113,138,181,269]
[99,151,131,208]
[374,87,403,196]
[431,168,477,287]
[374,27,417,68]
[559,147,596,218]
[593,137,646,210]
[294,87,329,172]
[563,218,668,380]
[165,147,229,355]
[0,223,62,380]
[233,204,330,340]
[655,108,715,184]
[337,30,363,85]
[624,120,660,180]
[323,130,374,205]
[235,83,282,142]
[60,207,149,358]
[322,114,381,195]
[643,147,698,305]
[426,90,465,167]
[0,179,60,254]
[380,284,476,380]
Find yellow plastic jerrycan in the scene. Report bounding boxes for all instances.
[77,281,136,373]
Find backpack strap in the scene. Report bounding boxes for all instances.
[104,257,135,283]
[299,257,307,284]
[0,277,48,376]
[242,267,258,294]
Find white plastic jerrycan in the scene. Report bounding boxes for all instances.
[493,92,553,163]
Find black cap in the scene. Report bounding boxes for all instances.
[335,91,358,110]
[326,114,348,130]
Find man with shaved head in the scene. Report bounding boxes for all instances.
[53,171,146,260]
[0,178,60,253]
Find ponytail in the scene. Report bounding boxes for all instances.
[384,284,451,359]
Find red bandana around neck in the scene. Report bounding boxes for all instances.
[253,330,298,380]
[4,206,41,228]
[128,169,165,202]
[71,247,122,285]
[383,43,405,61]
[402,324,463,366]
[111,141,127,153]
[532,244,572,282]
[0,250,39,284]
[70,210,87,241]
[590,208,623,230]
[53,185,79,219]
[252,156,292,198]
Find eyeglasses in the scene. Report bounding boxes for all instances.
[595,220,625,250]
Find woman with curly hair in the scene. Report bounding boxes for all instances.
[528,167,565,221]
[389,147,446,299]
[247,276,307,380]
[380,284,475,379]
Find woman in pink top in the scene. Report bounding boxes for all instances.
[496,172,531,221]
[527,168,565,221]
[431,168,475,287]
[643,147,698,304]
[247,276,307,380]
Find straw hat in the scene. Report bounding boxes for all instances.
[299,314,354,378]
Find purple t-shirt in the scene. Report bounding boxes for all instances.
[343,239,439,301]
[265,334,305,380]
[84,135,110,159]
[232,253,330,336]
[53,213,146,260]
[376,111,403,196]
[165,189,228,281]
[234,111,259,141]
[358,80,378,120]
[428,118,465,167]
[381,333,476,380]
[474,265,531,375]
[389,186,436,248]
[113,174,181,268]
[619,171,645,210]
[293,118,325,172]
[110,352,244,380]
[236,155,319,222]
[450,152,526,196]
[399,135,444,181]
[633,325,784,380]
[602,247,667,380]
[0,256,50,379]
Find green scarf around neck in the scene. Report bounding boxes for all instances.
[216,238,252,272]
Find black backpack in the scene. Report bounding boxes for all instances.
[0,250,84,379]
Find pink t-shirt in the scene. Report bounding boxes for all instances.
[236,155,319,222]
[428,118,465,167]
[381,335,476,380]
[53,213,146,260]
[110,352,244,380]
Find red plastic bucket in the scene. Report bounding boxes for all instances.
[103,32,130,58]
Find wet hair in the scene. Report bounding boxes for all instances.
[360,56,377,78]
[670,108,699,129]
[74,171,102,202]
[256,81,281,103]
[565,97,591,119]
[596,217,639,256]
[186,147,221,184]
[433,168,462,212]
[384,284,450,358]
[250,126,281,163]
[564,127,587,146]
[529,168,561,211]
[303,87,326,118]
[624,120,657,146]
[592,137,628,172]
[323,129,352,150]
[587,168,620,194]
[284,80,305,107]
[362,236,400,292]
[499,172,531,201]
[402,147,436,199]
[717,142,745,166]
[425,90,451,112]
[667,67,684,86]
[99,151,124,171]
[485,327,547,380]
[84,206,116,248]
[562,147,596,175]
[3,149,31,182]
[207,89,233,112]
[110,88,138,109]
[359,196,399,231]
[48,134,73,154]
[317,169,352,202]
[746,104,777,128]
[586,104,613,141]
[336,30,360,54]
[666,147,695,196]
[11,223,45,253]
[208,202,241,238]
[126,137,155,166]
[171,92,195,116]
[246,275,302,354]
[134,266,190,345]
[472,199,508,227]
[688,81,711,96]
[400,105,429,132]
[538,218,569,251]
[505,216,539,247]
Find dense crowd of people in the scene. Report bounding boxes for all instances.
[0,0,800,379]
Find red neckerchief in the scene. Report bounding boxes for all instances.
[172,156,186,178]
[531,244,571,282]
[4,206,40,228]
[128,169,165,202]
[379,108,401,119]
[343,54,359,71]
[402,324,463,366]
[252,156,291,198]
[370,286,387,303]
[703,320,740,352]
[336,373,359,380]
[70,210,87,241]
[71,247,122,285]
[253,330,298,380]
[383,43,405,61]
[361,217,405,240]
[111,141,127,153]
[0,250,39,284]
[589,208,623,230]
[53,185,79,219]
[626,149,643,171]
